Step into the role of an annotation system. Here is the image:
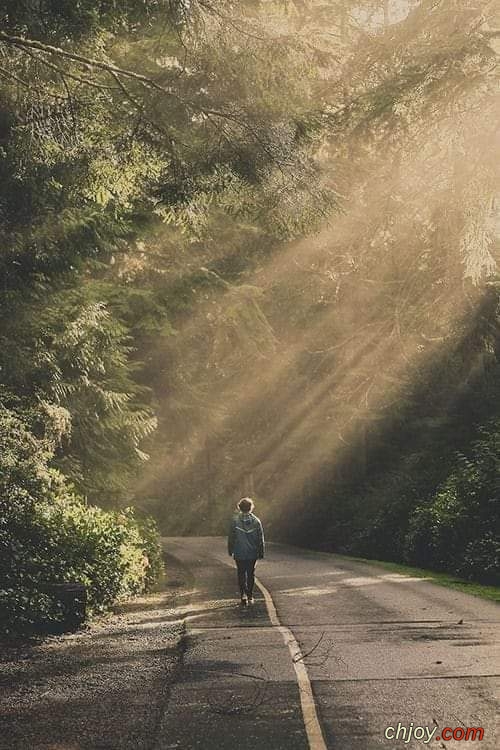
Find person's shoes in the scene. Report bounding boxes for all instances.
[240,595,248,606]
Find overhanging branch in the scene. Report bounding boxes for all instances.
[0,30,173,95]
[0,30,258,127]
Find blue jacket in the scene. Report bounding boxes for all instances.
[228,512,265,560]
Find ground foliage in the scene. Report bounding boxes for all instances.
[0,404,162,635]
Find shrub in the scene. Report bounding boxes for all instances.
[131,512,164,590]
[404,419,500,583]
[462,533,500,585]
[0,405,163,637]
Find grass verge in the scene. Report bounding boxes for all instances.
[336,554,500,604]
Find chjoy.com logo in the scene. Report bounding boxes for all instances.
[384,722,484,744]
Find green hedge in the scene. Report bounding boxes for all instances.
[0,405,162,637]
[404,421,500,585]
[329,420,500,587]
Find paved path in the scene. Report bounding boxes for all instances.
[160,537,500,750]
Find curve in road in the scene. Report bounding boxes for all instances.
[160,537,500,750]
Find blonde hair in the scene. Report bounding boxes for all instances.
[237,497,254,513]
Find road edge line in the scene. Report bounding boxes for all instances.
[216,551,328,750]
[254,574,328,750]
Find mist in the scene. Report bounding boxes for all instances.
[130,0,499,548]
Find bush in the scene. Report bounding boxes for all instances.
[132,512,164,590]
[0,405,163,637]
[462,533,500,585]
[404,420,500,583]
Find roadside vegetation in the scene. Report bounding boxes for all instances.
[338,555,500,604]
[0,403,162,635]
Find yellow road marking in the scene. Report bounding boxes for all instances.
[254,575,328,750]
[220,556,328,750]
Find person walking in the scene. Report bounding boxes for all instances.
[228,497,265,605]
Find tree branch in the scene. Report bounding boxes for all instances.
[0,65,67,100]
[0,31,261,127]
[0,29,312,173]
[19,45,119,91]
[0,30,176,96]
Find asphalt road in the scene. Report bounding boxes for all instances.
[160,537,500,750]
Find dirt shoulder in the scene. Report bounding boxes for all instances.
[0,554,193,750]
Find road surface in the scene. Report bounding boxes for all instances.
[159,537,500,750]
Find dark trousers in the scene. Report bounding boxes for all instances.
[235,558,257,597]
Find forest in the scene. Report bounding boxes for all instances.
[0,0,499,635]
